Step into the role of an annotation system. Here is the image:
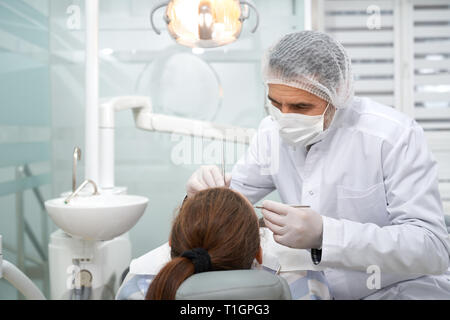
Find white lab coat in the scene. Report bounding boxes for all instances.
[230,96,450,299]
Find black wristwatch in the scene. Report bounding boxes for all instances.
[311,248,322,265]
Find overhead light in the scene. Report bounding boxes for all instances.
[150,0,259,48]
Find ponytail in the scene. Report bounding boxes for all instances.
[145,257,194,300]
[146,248,212,300]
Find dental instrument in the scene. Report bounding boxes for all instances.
[254,205,310,209]
[222,139,226,186]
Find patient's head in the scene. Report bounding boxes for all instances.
[146,187,261,300]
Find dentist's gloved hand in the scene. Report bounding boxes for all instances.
[186,165,232,198]
[261,200,323,249]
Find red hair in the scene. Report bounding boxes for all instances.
[145,187,260,300]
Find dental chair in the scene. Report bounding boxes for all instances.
[175,269,292,300]
[445,215,450,234]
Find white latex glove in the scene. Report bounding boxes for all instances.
[261,200,323,249]
[186,165,232,198]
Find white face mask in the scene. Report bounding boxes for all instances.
[267,103,330,147]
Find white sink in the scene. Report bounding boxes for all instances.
[45,194,149,241]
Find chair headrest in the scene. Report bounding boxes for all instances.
[176,269,292,300]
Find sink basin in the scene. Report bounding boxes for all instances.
[45,194,149,241]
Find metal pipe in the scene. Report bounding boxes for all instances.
[72,147,81,192]
[85,0,99,184]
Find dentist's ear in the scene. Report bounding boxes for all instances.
[256,246,263,264]
[168,239,171,247]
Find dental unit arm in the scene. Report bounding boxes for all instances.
[98,96,255,190]
[0,235,46,300]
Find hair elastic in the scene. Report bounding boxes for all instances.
[181,248,212,274]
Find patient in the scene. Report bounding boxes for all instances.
[116,187,331,300]
[146,187,261,299]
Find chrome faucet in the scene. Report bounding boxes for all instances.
[65,179,99,204]
[66,146,99,204]
[73,147,81,192]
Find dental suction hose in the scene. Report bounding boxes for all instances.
[2,260,46,299]
[0,236,46,300]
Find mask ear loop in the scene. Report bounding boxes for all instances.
[323,102,337,131]
[322,102,330,116]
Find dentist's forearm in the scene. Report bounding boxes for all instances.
[318,216,450,275]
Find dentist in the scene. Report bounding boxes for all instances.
[185,31,450,299]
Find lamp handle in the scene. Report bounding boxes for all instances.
[239,0,260,33]
[149,1,170,35]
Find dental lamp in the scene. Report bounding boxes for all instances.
[150,0,260,48]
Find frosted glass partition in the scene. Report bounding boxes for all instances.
[0,0,52,299]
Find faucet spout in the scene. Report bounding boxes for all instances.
[65,179,99,204]
[73,147,82,192]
